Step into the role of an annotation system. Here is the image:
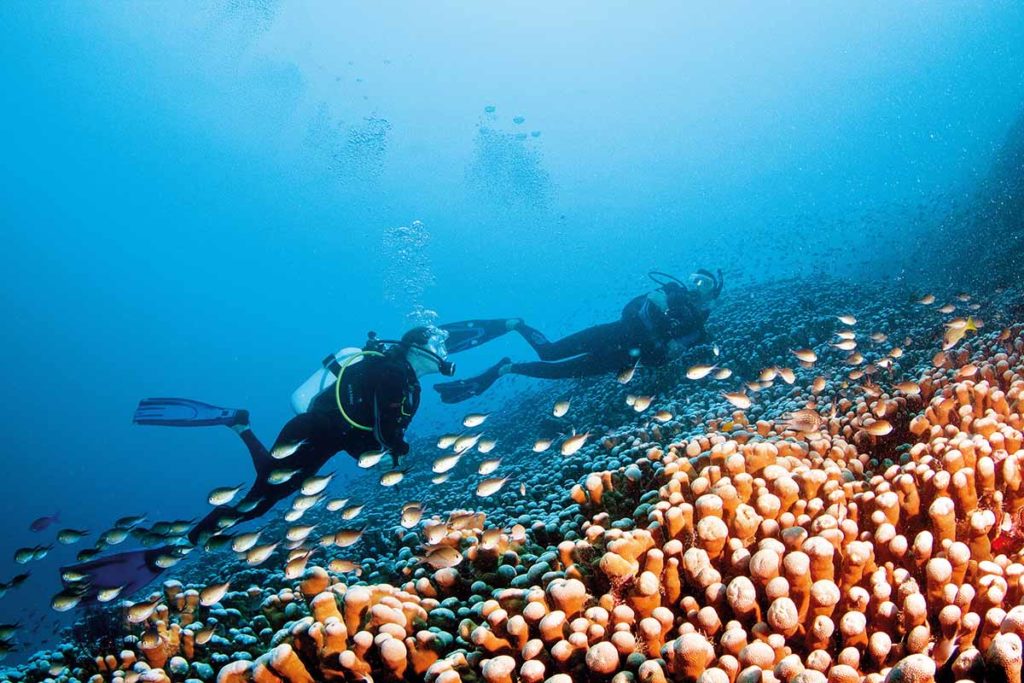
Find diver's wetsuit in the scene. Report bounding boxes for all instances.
[435,289,711,403]
[187,351,419,544]
[510,292,709,378]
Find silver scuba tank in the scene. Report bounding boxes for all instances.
[290,347,363,414]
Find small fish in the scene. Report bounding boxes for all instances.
[199,582,230,607]
[478,459,502,475]
[286,524,316,542]
[328,559,361,575]
[433,453,461,474]
[231,531,262,553]
[553,400,570,418]
[334,529,364,548]
[50,591,82,612]
[358,450,385,468]
[686,364,717,380]
[60,569,86,583]
[777,367,796,384]
[632,396,654,412]
[895,381,921,395]
[325,498,349,512]
[846,352,864,366]
[617,365,637,384]
[245,543,279,566]
[958,364,979,378]
[714,367,733,380]
[653,410,673,423]
[832,339,857,351]
[208,484,245,507]
[791,349,817,364]
[436,433,460,449]
[423,523,447,545]
[519,482,527,495]
[114,514,146,529]
[835,330,857,340]
[722,391,751,410]
[937,303,956,314]
[301,473,334,496]
[476,477,509,497]
[811,376,827,394]
[454,433,483,454]
[0,624,20,640]
[96,585,126,603]
[195,625,217,645]
[29,514,60,532]
[271,438,307,460]
[419,546,463,570]
[759,367,778,381]
[284,552,311,579]
[561,432,590,457]
[76,548,100,563]
[237,499,260,514]
[463,413,489,428]
[432,473,450,484]
[400,507,423,529]
[476,438,497,454]
[101,528,129,545]
[848,369,865,380]
[866,420,893,436]
[533,439,552,453]
[837,315,857,325]
[712,344,720,357]
[889,347,904,359]
[283,509,304,522]
[341,504,364,520]
[917,294,935,305]
[56,528,89,545]
[870,332,888,343]
[154,553,183,568]
[267,469,300,485]
[379,469,408,487]
[292,494,322,511]
[127,598,160,624]
[780,409,823,434]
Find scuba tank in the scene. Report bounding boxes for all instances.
[290,347,363,414]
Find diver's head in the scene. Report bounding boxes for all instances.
[688,269,724,306]
[400,326,455,378]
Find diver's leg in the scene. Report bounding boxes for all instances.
[187,415,328,545]
[509,353,616,380]
[232,424,271,471]
[517,322,624,361]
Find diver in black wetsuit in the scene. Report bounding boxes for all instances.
[434,270,723,403]
[57,327,453,605]
[184,327,452,544]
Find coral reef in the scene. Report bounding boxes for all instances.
[8,314,1024,683]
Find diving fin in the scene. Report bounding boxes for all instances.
[59,547,170,606]
[434,358,511,404]
[440,319,521,354]
[133,398,249,428]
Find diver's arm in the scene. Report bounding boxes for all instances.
[372,370,411,457]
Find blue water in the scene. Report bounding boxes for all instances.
[2,0,1024,656]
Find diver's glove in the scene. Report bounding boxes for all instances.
[390,441,410,467]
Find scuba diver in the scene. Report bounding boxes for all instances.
[434,270,723,403]
[57,327,454,605]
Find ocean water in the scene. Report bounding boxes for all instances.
[2,2,1024,678]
